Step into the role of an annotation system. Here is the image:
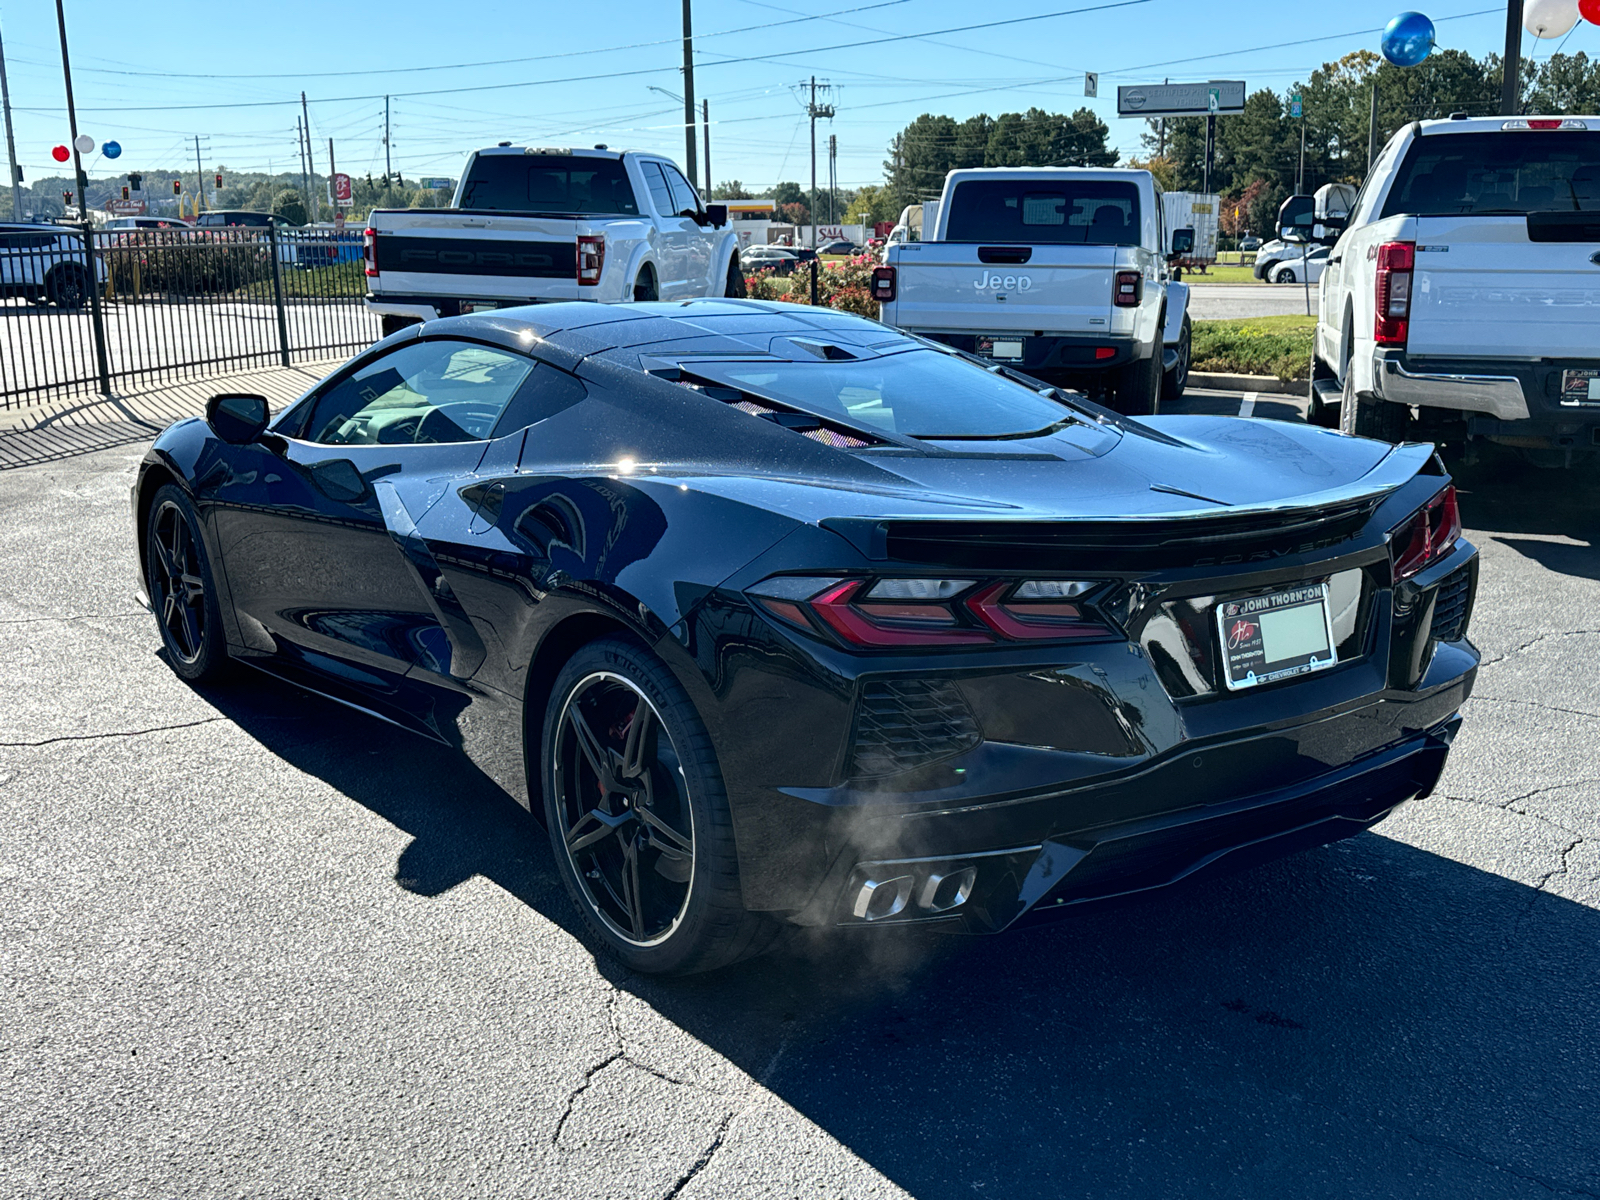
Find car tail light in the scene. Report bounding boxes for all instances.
[1113,270,1142,307]
[746,576,1114,647]
[1374,241,1414,346]
[577,234,605,286]
[871,265,896,302]
[1389,484,1461,582]
[363,227,377,277]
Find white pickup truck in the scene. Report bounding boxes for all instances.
[363,146,744,335]
[1304,115,1600,466]
[873,168,1193,415]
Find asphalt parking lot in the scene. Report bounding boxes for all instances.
[1,398,1597,1198]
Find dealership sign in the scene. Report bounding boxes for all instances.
[105,198,148,215]
[1117,80,1246,118]
[332,172,352,206]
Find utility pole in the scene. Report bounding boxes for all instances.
[701,98,710,197]
[296,115,310,213]
[301,92,319,222]
[806,77,835,304]
[1500,0,1525,115]
[0,19,20,221]
[193,134,205,213]
[681,0,697,185]
[384,95,392,183]
[1367,82,1380,173]
[52,0,110,396]
[828,134,837,224]
[328,137,337,216]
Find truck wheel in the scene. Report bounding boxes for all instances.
[633,268,658,303]
[1339,369,1411,442]
[1113,349,1161,417]
[724,256,747,299]
[1161,315,1191,403]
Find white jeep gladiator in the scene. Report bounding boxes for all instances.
[872,168,1193,415]
[1304,115,1600,465]
[363,146,744,335]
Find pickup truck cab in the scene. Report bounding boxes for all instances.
[874,168,1192,415]
[1305,115,1600,465]
[364,146,743,335]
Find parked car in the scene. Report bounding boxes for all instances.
[132,299,1480,974]
[1271,245,1330,284]
[364,146,743,336]
[1251,238,1298,280]
[1240,235,1262,251]
[740,244,799,275]
[195,210,282,228]
[1306,114,1600,462]
[875,167,1192,413]
[816,238,860,255]
[0,222,106,307]
[104,216,192,232]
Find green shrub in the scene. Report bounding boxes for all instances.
[1190,316,1314,381]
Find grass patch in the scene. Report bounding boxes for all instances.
[1183,264,1259,284]
[1191,314,1315,382]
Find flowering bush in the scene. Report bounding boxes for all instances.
[744,266,790,301]
[752,254,880,319]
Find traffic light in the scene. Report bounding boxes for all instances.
[62,190,72,206]
[121,185,130,201]
[172,179,182,195]
[127,172,142,192]
[214,172,222,189]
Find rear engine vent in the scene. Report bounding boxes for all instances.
[884,501,1381,572]
[672,373,885,450]
[850,679,981,779]
[1429,565,1473,643]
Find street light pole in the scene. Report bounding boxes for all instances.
[681,0,697,184]
[52,0,111,396]
[0,19,21,221]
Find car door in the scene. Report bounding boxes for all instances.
[641,161,695,299]
[662,164,713,294]
[204,337,538,720]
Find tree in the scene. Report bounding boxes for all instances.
[1126,155,1177,191]
[778,200,811,226]
[767,181,806,207]
[271,188,308,226]
[848,183,898,225]
[712,180,753,199]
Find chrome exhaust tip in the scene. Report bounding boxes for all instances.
[851,874,914,921]
[918,866,976,913]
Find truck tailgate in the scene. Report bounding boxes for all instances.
[370,211,580,302]
[1408,215,1600,359]
[891,244,1116,333]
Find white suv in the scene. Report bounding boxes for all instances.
[1306,115,1600,465]
[0,223,106,308]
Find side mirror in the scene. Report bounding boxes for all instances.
[1277,194,1315,244]
[206,392,269,445]
[704,203,728,228]
[1170,227,1194,257]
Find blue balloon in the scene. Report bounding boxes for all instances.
[102,140,122,159]
[1382,11,1435,67]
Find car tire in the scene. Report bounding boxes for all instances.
[46,264,88,309]
[541,636,777,975]
[1275,268,1295,284]
[633,268,658,303]
[1161,314,1191,403]
[1113,345,1161,417]
[724,255,747,299]
[1339,366,1411,442]
[145,484,231,683]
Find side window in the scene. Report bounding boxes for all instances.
[664,166,701,216]
[490,363,588,437]
[642,163,676,216]
[303,340,537,446]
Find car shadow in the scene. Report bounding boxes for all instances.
[195,668,1600,1199]
[1446,441,1600,564]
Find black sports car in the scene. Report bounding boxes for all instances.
[132,300,1479,974]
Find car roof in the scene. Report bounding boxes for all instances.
[1416,115,1599,135]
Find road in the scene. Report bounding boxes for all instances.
[1188,282,1320,320]
[1,398,1597,1199]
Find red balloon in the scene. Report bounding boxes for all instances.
[1581,0,1600,24]
[51,144,69,163]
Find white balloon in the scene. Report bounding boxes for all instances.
[1524,0,1579,38]
[72,133,94,154]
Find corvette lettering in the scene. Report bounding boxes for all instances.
[973,272,1033,292]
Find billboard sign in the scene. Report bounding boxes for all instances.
[333,172,352,206]
[105,198,148,216]
[1117,80,1246,118]
[422,177,454,190]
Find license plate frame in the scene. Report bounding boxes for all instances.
[1559,368,1600,406]
[976,335,1025,362]
[1216,583,1339,692]
[459,300,499,315]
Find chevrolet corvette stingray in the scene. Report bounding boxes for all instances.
[132,300,1478,974]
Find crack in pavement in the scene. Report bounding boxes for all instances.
[0,716,228,748]
[0,612,145,626]
[1406,1131,1600,1198]
[660,1110,734,1200]
[1470,694,1600,722]
[1478,628,1600,669]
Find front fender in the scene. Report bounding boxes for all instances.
[1163,281,1190,344]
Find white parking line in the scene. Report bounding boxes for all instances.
[1238,392,1258,418]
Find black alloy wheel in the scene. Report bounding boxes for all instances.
[633,268,658,303]
[542,637,774,974]
[145,484,229,682]
[1340,364,1411,443]
[47,264,88,309]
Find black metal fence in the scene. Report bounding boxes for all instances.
[0,222,379,408]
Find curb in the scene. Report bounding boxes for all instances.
[1188,372,1305,396]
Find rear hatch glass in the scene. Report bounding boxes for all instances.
[1381,131,1600,216]
[944,179,1140,245]
[458,155,640,216]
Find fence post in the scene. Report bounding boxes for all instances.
[268,222,291,368]
[81,220,112,396]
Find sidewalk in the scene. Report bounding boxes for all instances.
[0,360,341,470]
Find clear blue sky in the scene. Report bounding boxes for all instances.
[0,0,1579,195]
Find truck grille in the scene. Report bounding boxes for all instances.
[1429,565,1473,643]
[849,679,981,779]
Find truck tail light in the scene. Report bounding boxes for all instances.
[1113,270,1142,307]
[1389,484,1461,581]
[577,234,605,286]
[871,265,896,302]
[363,227,377,277]
[1374,241,1414,346]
